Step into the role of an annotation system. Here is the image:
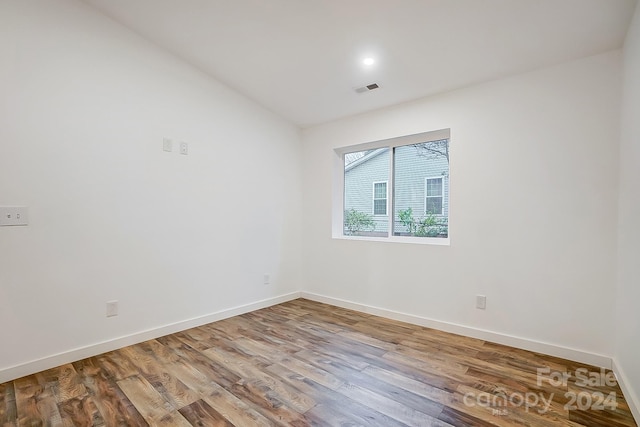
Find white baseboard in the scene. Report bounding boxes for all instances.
[0,292,301,384]
[300,292,613,369]
[612,358,640,423]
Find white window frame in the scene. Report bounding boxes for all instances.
[424,177,444,215]
[332,129,450,246]
[372,181,388,216]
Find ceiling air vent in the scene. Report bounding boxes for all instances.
[354,83,380,93]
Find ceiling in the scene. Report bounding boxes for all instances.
[82,0,637,127]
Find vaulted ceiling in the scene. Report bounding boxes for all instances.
[82,0,637,127]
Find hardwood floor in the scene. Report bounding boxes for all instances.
[1,298,636,426]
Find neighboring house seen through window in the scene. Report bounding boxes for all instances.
[337,129,449,243]
[343,147,390,236]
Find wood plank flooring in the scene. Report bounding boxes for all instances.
[0,298,636,426]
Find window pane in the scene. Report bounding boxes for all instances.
[373,182,387,215]
[393,139,449,238]
[426,178,442,196]
[426,197,442,214]
[374,182,387,199]
[344,148,389,236]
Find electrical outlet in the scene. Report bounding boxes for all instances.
[476,295,487,310]
[106,300,119,317]
[263,274,270,285]
[180,142,188,155]
[0,206,29,226]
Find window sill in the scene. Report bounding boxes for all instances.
[333,234,450,246]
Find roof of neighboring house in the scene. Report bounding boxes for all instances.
[345,148,389,172]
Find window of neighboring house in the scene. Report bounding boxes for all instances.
[373,181,388,215]
[335,129,450,244]
[425,177,444,215]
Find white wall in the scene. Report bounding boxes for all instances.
[302,51,622,360]
[0,0,302,379]
[616,1,640,417]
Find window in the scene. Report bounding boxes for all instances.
[343,148,389,236]
[425,177,444,215]
[335,129,449,243]
[373,181,388,215]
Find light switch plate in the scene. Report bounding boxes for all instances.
[163,138,173,152]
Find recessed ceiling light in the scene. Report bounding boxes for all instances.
[363,57,375,66]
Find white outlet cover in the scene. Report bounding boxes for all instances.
[0,206,29,226]
[476,295,487,310]
[180,142,188,155]
[106,300,119,317]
